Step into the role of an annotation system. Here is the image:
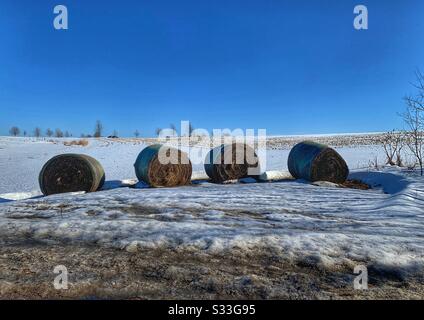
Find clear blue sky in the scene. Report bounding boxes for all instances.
[1,0,423,137]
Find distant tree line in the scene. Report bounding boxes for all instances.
[155,122,196,137]
[7,120,199,139]
[8,126,72,138]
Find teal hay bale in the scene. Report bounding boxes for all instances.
[204,143,260,183]
[39,154,105,196]
[134,144,192,187]
[287,141,349,183]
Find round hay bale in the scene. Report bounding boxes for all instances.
[134,144,192,187]
[39,154,105,196]
[204,143,260,183]
[287,141,349,183]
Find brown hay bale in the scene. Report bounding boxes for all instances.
[134,144,192,187]
[39,154,105,196]
[204,143,260,183]
[288,141,349,183]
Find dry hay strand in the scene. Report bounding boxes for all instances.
[134,144,192,188]
[204,143,260,183]
[341,179,371,190]
[39,154,105,196]
[288,141,349,183]
[63,139,89,147]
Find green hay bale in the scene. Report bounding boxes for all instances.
[288,141,349,183]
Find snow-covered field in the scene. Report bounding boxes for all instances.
[0,136,384,196]
[0,135,423,299]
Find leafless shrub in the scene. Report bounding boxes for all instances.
[395,151,404,167]
[403,126,423,175]
[379,130,405,166]
[368,156,380,170]
[402,70,424,175]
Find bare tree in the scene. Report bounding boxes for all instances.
[55,128,64,138]
[379,130,404,165]
[9,126,20,136]
[403,70,424,175]
[406,69,424,111]
[155,128,162,137]
[23,130,27,137]
[34,127,42,138]
[395,131,406,167]
[189,122,194,137]
[112,130,118,137]
[134,129,140,138]
[94,120,103,138]
[403,106,424,175]
[46,128,53,137]
[64,131,70,138]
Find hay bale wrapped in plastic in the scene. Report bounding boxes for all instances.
[134,144,192,187]
[204,143,260,183]
[39,154,105,196]
[288,141,349,183]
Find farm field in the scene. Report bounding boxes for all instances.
[0,134,385,196]
[0,134,423,299]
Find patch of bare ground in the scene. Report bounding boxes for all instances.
[0,244,422,300]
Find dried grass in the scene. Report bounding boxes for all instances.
[63,139,89,147]
[341,179,371,190]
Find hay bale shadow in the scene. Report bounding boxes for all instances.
[349,171,410,194]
